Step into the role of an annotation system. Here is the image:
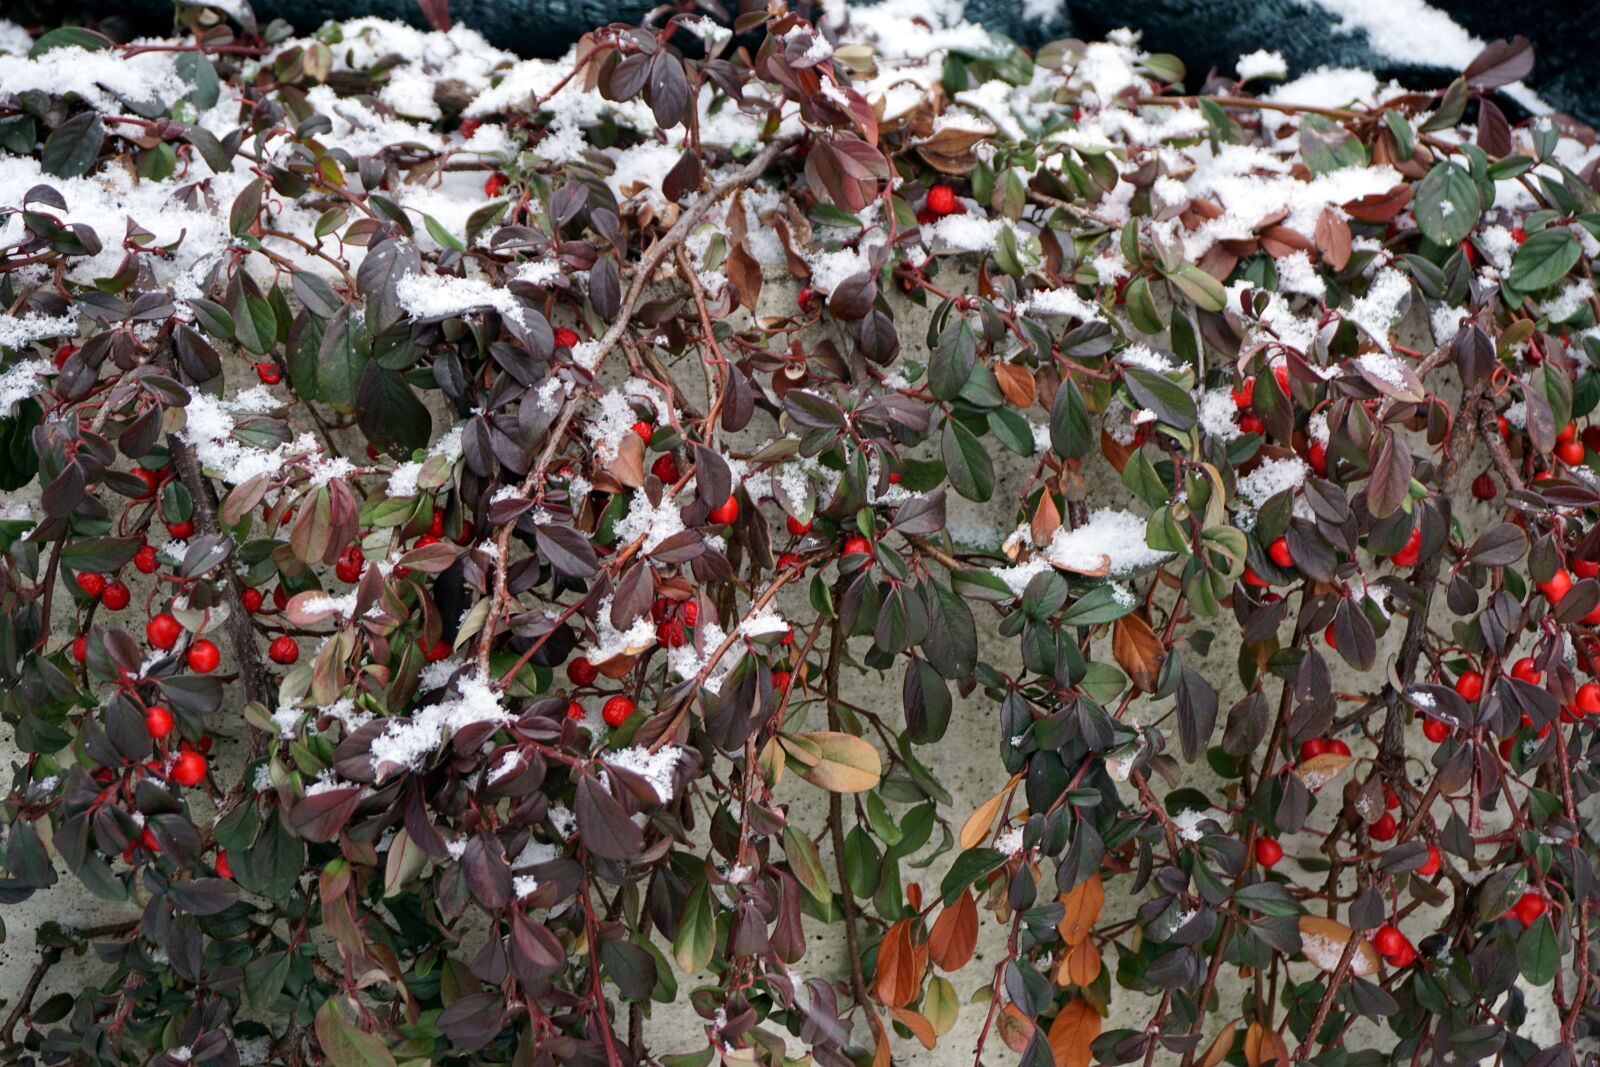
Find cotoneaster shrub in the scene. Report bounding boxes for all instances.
[0,2,1598,1065]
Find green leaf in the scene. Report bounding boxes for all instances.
[30,26,113,56]
[356,363,431,455]
[1516,915,1558,986]
[1123,367,1197,430]
[1049,377,1092,459]
[941,417,994,502]
[318,304,371,413]
[1413,162,1480,247]
[929,318,976,400]
[1508,228,1581,291]
[1165,262,1226,312]
[940,847,1005,904]
[315,998,398,1067]
[673,882,717,973]
[41,113,104,179]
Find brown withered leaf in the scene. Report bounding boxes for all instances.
[994,361,1037,408]
[1244,1021,1290,1067]
[605,432,645,488]
[1047,999,1101,1067]
[1031,490,1062,548]
[726,240,762,311]
[1056,872,1104,946]
[1294,751,1353,793]
[1112,613,1165,692]
[1314,206,1352,270]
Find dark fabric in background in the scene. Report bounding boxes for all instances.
[34,0,1600,125]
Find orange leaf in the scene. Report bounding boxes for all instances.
[1056,872,1104,946]
[888,1007,938,1050]
[1244,1021,1289,1067]
[1058,937,1101,987]
[959,773,1021,850]
[996,1004,1035,1054]
[1196,1020,1240,1067]
[1314,206,1352,271]
[1047,998,1101,1067]
[606,432,645,488]
[874,919,921,1008]
[1112,613,1165,692]
[928,891,978,971]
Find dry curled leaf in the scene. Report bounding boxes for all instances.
[1297,915,1381,977]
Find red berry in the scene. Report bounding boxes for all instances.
[133,467,162,498]
[708,495,739,524]
[797,285,817,310]
[1239,414,1264,435]
[1512,227,1528,244]
[683,601,698,626]
[1454,671,1484,702]
[54,343,78,368]
[773,669,792,691]
[1577,683,1600,716]
[416,535,441,548]
[1559,422,1578,445]
[631,421,654,444]
[1298,738,1329,761]
[778,552,803,569]
[172,750,208,787]
[1388,942,1416,967]
[887,471,901,484]
[786,514,813,536]
[1373,925,1406,958]
[601,695,635,727]
[76,572,106,598]
[215,850,233,879]
[255,361,281,385]
[1512,892,1548,927]
[166,519,195,539]
[1232,378,1255,409]
[1422,718,1450,743]
[459,117,481,139]
[555,327,580,348]
[336,545,364,583]
[134,545,159,573]
[101,582,130,611]
[1539,570,1574,603]
[926,184,958,216]
[1511,657,1542,684]
[1370,812,1397,841]
[567,657,598,686]
[1268,536,1293,569]
[1417,844,1441,876]
[268,636,299,664]
[1255,837,1284,867]
[141,827,160,852]
[651,454,681,483]
[1324,622,1338,650]
[1243,566,1270,588]
[145,705,174,739]
[1307,441,1327,475]
[187,639,220,674]
[1576,558,1600,579]
[1391,528,1422,568]
[241,587,264,612]
[147,613,183,650]
[1556,440,1585,466]
[1326,739,1351,757]
[71,636,87,662]
[1472,474,1496,500]
[426,640,450,662]
[566,699,585,720]
[1273,362,1290,395]
[273,585,288,610]
[485,172,506,197]
[1385,787,1400,810]
[842,536,871,556]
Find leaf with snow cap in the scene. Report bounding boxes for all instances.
[1296,916,1380,977]
[1414,163,1480,248]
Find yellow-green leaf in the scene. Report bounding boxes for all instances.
[796,731,881,792]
